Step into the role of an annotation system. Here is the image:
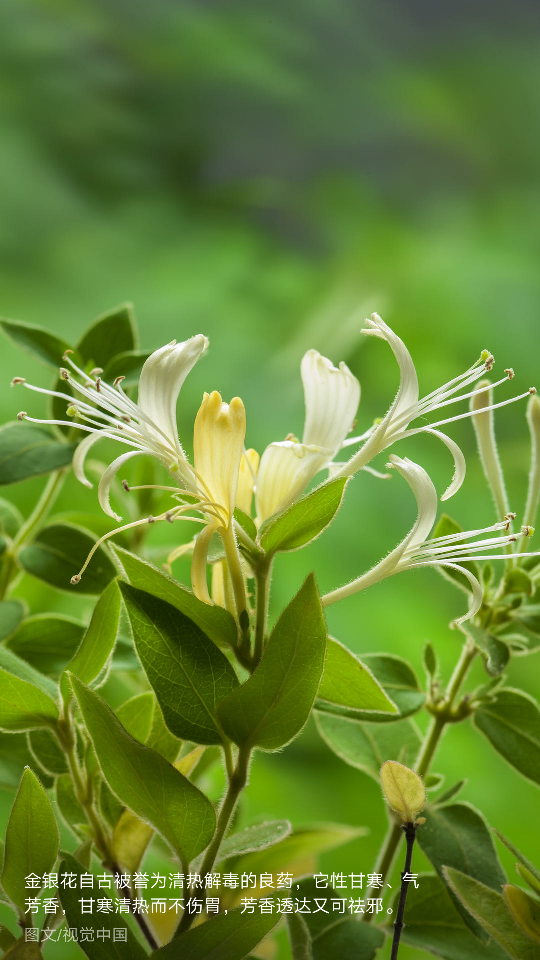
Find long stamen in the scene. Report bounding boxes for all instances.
[426,389,536,430]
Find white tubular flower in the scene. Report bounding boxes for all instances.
[301,349,360,458]
[255,349,360,523]
[255,440,328,523]
[322,455,531,626]
[333,313,535,500]
[13,335,209,520]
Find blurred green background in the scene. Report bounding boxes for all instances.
[0,0,540,957]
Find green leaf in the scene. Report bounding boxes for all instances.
[98,778,124,829]
[114,546,238,649]
[55,774,86,834]
[0,733,53,790]
[0,316,70,367]
[233,824,366,878]
[102,349,151,387]
[0,668,59,731]
[493,830,540,888]
[28,729,67,775]
[0,499,23,537]
[315,711,422,781]
[423,641,438,680]
[72,677,215,862]
[259,477,350,554]
[115,692,155,743]
[425,773,445,790]
[120,582,239,745]
[289,878,384,960]
[445,867,540,960]
[218,574,327,750]
[6,614,85,674]
[463,624,510,677]
[0,601,24,641]
[220,821,292,860]
[317,638,398,715]
[0,423,75,486]
[503,568,535,598]
[1,768,59,911]
[504,885,540,944]
[154,905,280,960]
[517,864,540,898]
[233,508,257,542]
[434,779,467,806]
[58,853,146,960]
[396,873,510,960]
[285,912,312,960]
[1,937,44,958]
[60,581,121,700]
[417,802,506,939]
[76,303,137,368]
[0,924,16,951]
[352,654,425,721]
[474,688,540,786]
[147,700,182,762]
[19,523,116,594]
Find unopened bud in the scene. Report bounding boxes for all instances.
[380,760,426,823]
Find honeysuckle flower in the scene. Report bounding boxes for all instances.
[13,336,209,521]
[255,350,360,522]
[236,449,259,516]
[333,314,535,500]
[322,454,535,625]
[191,391,246,604]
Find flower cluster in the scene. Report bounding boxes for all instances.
[12,313,537,624]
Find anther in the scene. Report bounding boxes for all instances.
[509,536,518,542]
[70,574,81,584]
[484,355,495,372]
[147,515,155,524]
[60,368,70,381]
[530,387,537,395]
[521,525,535,538]
[113,376,125,387]
[95,378,102,392]
[121,415,131,423]
[62,349,74,360]
[17,411,27,420]
[90,367,103,377]
[10,377,25,386]
[122,480,130,492]
[504,368,515,379]
[166,511,174,523]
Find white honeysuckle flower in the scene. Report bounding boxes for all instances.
[301,349,360,458]
[12,335,209,521]
[236,448,259,516]
[333,313,535,500]
[255,440,329,523]
[255,349,360,523]
[322,454,535,625]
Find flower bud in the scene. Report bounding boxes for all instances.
[380,760,426,823]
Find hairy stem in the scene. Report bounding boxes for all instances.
[390,822,417,960]
[363,637,477,918]
[253,559,271,666]
[175,744,252,937]
[0,468,67,599]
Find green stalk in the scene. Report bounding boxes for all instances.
[363,637,477,918]
[0,468,67,599]
[175,744,252,937]
[253,558,272,666]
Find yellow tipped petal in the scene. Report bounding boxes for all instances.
[191,523,216,604]
[193,391,246,528]
[236,448,259,515]
[380,760,426,823]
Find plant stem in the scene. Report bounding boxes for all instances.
[363,637,477,919]
[390,822,417,960]
[112,861,159,950]
[175,744,252,937]
[0,468,67,599]
[253,559,271,666]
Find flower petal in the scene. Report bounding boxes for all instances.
[193,392,246,527]
[191,522,217,604]
[364,313,419,423]
[97,450,145,521]
[72,432,103,489]
[137,335,208,453]
[301,349,360,458]
[255,440,330,522]
[399,427,467,501]
[388,455,438,549]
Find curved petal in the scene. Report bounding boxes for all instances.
[138,334,209,452]
[301,349,360,457]
[363,313,419,423]
[399,427,467,501]
[191,522,217,604]
[413,560,483,627]
[388,455,438,549]
[97,450,146,521]
[255,441,330,523]
[72,432,103,488]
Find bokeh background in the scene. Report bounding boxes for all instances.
[0,0,540,957]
